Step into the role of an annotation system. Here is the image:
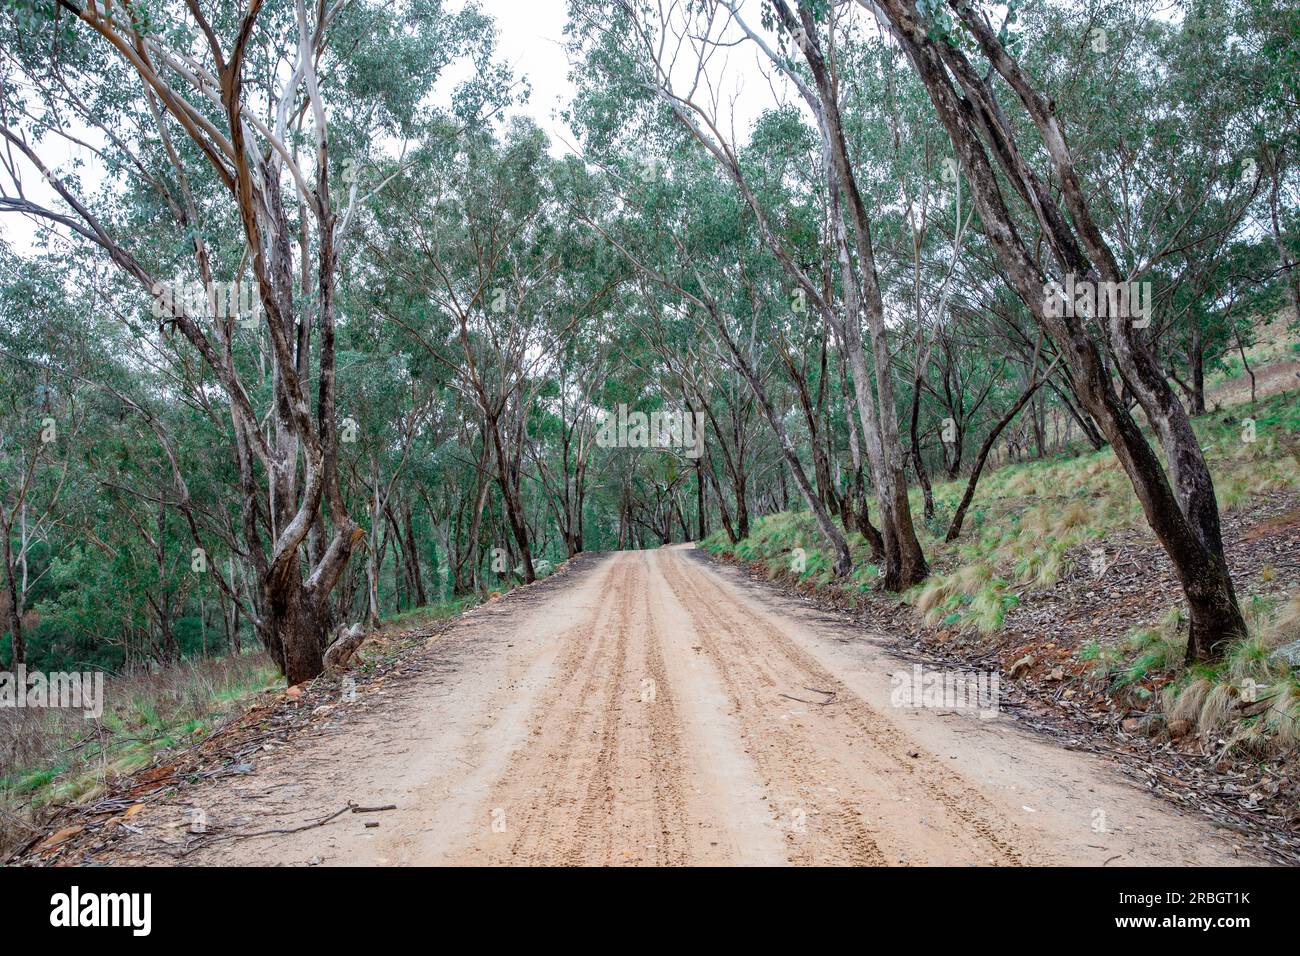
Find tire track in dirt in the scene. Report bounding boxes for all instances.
[652,555,888,865]
[454,553,705,865]
[616,570,694,864]
[658,554,1024,865]
[115,545,1247,867]
[490,562,632,863]
[377,558,626,865]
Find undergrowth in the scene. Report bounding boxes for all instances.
[0,652,280,858]
[1,588,495,859]
[703,388,1300,753]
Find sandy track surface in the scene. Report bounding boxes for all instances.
[114,547,1249,866]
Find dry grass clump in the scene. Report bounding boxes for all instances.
[1161,595,1300,753]
[1,652,279,858]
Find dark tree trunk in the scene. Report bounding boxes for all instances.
[733,472,750,541]
[946,373,1048,541]
[265,556,324,686]
[490,418,536,583]
[909,378,936,521]
[2,534,23,668]
[402,500,427,607]
[696,455,706,540]
[880,0,1245,659]
[704,456,738,543]
[1188,325,1206,416]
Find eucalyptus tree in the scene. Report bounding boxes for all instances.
[1,247,248,669]
[367,120,584,584]
[0,0,501,681]
[568,6,855,574]
[1012,0,1266,418]
[845,0,1258,660]
[1227,0,1299,325]
[0,254,82,666]
[524,159,626,559]
[581,131,860,572]
[747,0,930,588]
[571,0,930,584]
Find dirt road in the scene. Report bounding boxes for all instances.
[125,547,1248,866]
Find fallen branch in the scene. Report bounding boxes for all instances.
[778,688,839,706]
[187,803,357,850]
[324,622,367,669]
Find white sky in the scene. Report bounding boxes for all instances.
[478,0,579,153]
[473,0,793,155]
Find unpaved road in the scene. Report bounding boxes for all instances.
[121,547,1248,866]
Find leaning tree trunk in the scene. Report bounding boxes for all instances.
[488,416,537,583]
[793,11,926,589]
[909,377,936,521]
[946,372,1050,541]
[706,303,853,575]
[878,0,1245,660]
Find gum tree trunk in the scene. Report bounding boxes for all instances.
[772,0,928,589]
[875,0,1245,659]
